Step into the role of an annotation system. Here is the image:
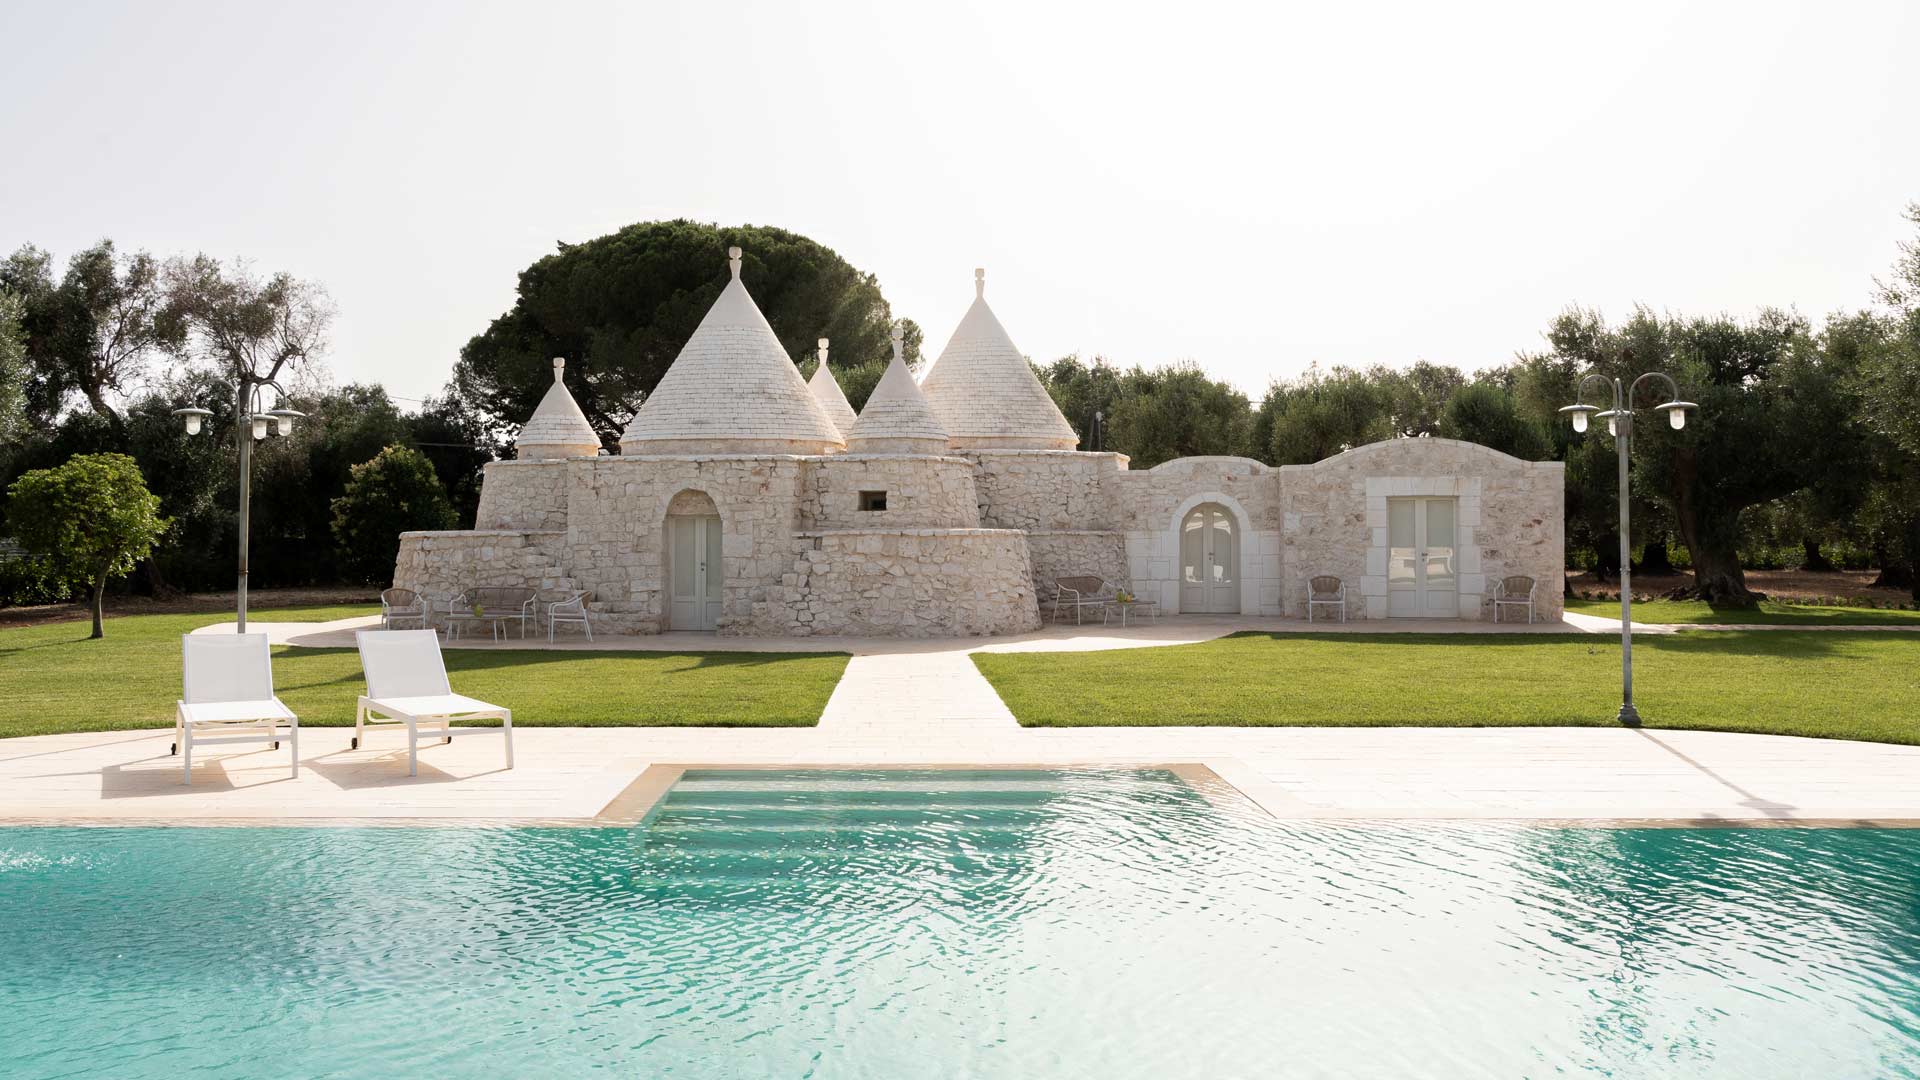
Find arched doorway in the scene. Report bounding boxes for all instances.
[1179,503,1239,613]
[665,490,722,631]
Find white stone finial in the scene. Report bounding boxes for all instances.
[974,267,985,298]
[551,357,565,382]
[817,338,829,364]
[890,323,905,363]
[728,246,743,280]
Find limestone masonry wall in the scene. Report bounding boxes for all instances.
[402,435,1566,636]
[1024,531,1130,607]
[474,461,571,531]
[752,529,1041,637]
[561,456,809,634]
[1277,439,1564,620]
[968,450,1126,530]
[801,455,981,530]
[393,530,571,598]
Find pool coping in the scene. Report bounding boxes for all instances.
[12,757,1918,830]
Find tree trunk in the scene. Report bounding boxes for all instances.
[81,382,121,424]
[1591,528,1620,582]
[1800,537,1834,572]
[1670,480,1760,608]
[1873,535,1915,591]
[1638,531,1675,575]
[1907,513,1920,603]
[89,573,107,640]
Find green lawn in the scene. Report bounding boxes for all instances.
[1565,597,1920,625]
[973,631,1920,745]
[0,606,848,738]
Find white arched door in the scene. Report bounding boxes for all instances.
[1179,503,1240,613]
[668,514,723,630]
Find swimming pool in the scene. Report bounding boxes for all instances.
[3,768,1919,1078]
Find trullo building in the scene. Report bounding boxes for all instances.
[395,249,1565,636]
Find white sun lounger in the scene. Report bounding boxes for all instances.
[175,633,300,785]
[353,629,514,776]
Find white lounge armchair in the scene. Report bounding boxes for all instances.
[1307,575,1348,623]
[542,590,593,642]
[1491,575,1537,623]
[353,629,515,776]
[175,633,300,785]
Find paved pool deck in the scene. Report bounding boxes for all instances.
[6,611,1918,827]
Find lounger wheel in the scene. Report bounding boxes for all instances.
[271,741,280,750]
[170,742,177,755]
[445,736,453,744]
[350,736,359,750]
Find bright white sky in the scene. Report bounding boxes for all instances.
[3,0,1916,404]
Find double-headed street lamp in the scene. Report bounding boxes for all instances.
[173,380,307,633]
[1557,372,1698,725]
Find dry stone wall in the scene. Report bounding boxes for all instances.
[758,529,1041,637]
[392,530,572,599]
[967,450,1125,530]
[474,461,571,531]
[1024,531,1129,607]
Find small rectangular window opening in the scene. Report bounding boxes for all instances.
[858,491,888,512]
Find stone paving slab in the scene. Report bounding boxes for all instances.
[5,725,1918,826]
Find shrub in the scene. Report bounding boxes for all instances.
[329,446,457,585]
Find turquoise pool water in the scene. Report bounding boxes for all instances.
[3,768,1920,1078]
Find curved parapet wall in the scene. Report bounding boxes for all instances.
[393,530,571,598]
[755,528,1041,637]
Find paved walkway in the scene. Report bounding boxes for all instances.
[6,724,1919,826]
[6,611,1908,827]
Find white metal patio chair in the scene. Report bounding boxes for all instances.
[1307,575,1348,623]
[353,629,514,776]
[379,587,426,629]
[1491,575,1537,624]
[174,633,300,784]
[542,590,593,642]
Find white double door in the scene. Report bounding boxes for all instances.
[668,514,723,631]
[1179,503,1240,613]
[1387,497,1457,618]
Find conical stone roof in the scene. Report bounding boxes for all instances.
[918,268,1079,451]
[846,326,950,455]
[806,337,858,441]
[619,247,845,456]
[516,358,602,459]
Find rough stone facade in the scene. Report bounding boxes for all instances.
[763,529,1040,637]
[401,436,1563,636]
[1276,439,1566,621]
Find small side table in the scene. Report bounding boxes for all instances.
[1101,598,1160,626]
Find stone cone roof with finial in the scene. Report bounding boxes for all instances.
[516,358,602,459]
[619,247,845,456]
[846,326,950,455]
[918,268,1079,451]
[806,338,858,441]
